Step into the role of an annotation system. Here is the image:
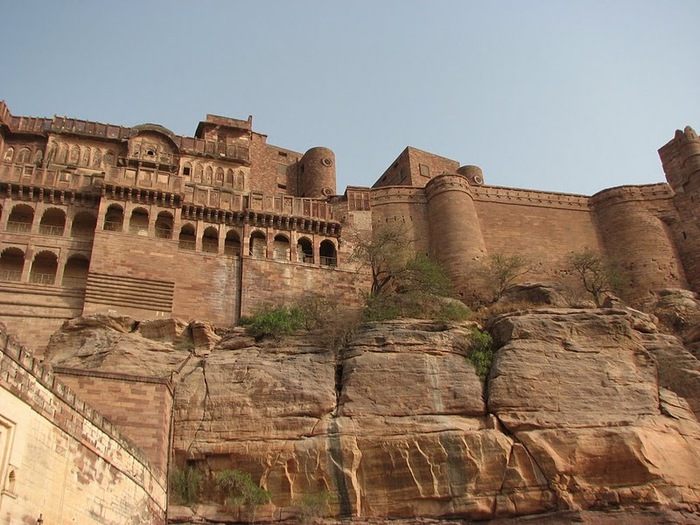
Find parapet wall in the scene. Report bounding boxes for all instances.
[0,328,167,524]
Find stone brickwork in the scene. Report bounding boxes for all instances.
[53,368,173,479]
[0,327,167,524]
[241,257,365,317]
[0,100,697,354]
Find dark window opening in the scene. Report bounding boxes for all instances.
[297,238,313,263]
[319,240,337,267]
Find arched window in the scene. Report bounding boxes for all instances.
[182,162,193,178]
[202,226,219,253]
[224,230,241,256]
[320,240,337,267]
[68,146,80,165]
[7,204,34,233]
[129,208,149,235]
[30,251,58,285]
[0,247,24,281]
[204,166,213,185]
[92,149,103,168]
[71,211,97,238]
[39,208,66,236]
[179,224,196,251]
[104,150,116,166]
[273,234,290,261]
[215,167,224,186]
[62,254,89,288]
[226,169,234,186]
[249,231,266,258]
[155,211,174,239]
[7,469,16,495]
[104,204,124,231]
[235,171,245,191]
[2,147,14,163]
[82,146,91,166]
[194,164,203,183]
[16,148,31,164]
[297,237,313,263]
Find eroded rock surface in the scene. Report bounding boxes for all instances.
[42,309,700,523]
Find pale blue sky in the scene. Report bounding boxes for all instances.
[1,1,698,195]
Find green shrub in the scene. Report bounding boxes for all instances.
[239,306,305,339]
[214,469,271,509]
[293,489,335,521]
[362,292,401,321]
[437,301,472,321]
[169,465,203,506]
[466,329,494,380]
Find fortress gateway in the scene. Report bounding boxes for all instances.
[0,100,698,351]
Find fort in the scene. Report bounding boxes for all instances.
[0,101,699,523]
[0,100,697,353]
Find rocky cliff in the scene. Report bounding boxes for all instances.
[42,301,700,523]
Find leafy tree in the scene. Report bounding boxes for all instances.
[350,224,469,321]
[482,253,532,302]
[567,248,622,307]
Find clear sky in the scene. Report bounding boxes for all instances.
[1,1,698,196]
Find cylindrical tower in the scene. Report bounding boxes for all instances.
[370,186,429,253]
[591,186,686,302]
[658,126,700,291]
[425,173,487,298]
[456,165,485,186]
[298,147,336,198]
[660,126,700,193]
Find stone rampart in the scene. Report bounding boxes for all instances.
[0,328,167,524]
[370,186,430,252]
[240,257,365,317]
[591,184,685,300]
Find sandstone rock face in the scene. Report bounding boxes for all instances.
[42,309,700,523]
[488,309,700,514]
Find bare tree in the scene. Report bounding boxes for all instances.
[349,223,412,296]
[482,253,532,302]
[567,248,621,307]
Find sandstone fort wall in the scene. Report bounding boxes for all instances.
[0,328,167,524]
[53,368,174,480]
[0,100,698,353]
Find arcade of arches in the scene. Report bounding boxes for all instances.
[0,201,340,288]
